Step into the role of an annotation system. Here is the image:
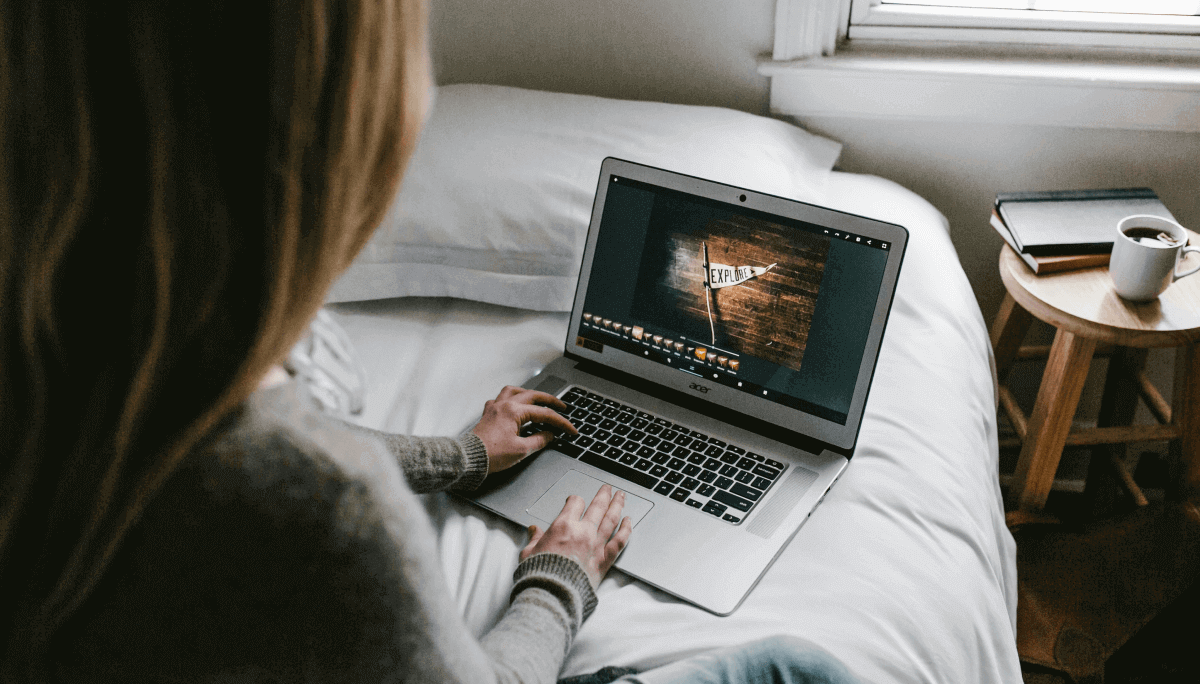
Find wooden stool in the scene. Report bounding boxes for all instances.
[991,244,1200,525]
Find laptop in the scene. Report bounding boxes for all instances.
[466,158,907,615]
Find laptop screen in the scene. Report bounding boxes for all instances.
[575,174,892,426]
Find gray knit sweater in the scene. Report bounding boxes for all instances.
[52,379,597,683]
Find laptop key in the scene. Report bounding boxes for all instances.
[664,471,683,484]
[703,501,728,517]
[579,424,597,435]
[654,481,674,496]
[752,465,781,480]
[650,465,668,477]
[715,476,734,490]
[645,424,664,435]
[728,446,746,455]
[686,499,703,509]
[746,452,765,462]
[682,464,700,477]
[687,453,706,465]
[698,483,717,497]
[667,458,686,471]
[585,414,601,425]
[765,458,785,470]
[673,434,692,446]
[579,451,659,491]
[588,442,606,454]
[672,446,691,459]
[600,419,617,430]
[708,438,727,447]
[632,418,649,430]
[719,464,738,477]
[698,470,716,483]
[723,514,742,523]
[605,447,623,460]
[690,430,707,440]
[638,411,654,420]
[681,477,701,490]
[703,458,721,471]
[643,436,661,448]
[736,457,756,470]
[614,424,631,436]
[602,407,620,418]
[619,453,638,466]
[651,452,670,465]
[622,441,638,452]
[595,430,611,441]
[720,452,740,465]
[669,487,690,502]
[616,413,634,424]
[713,490,753,512]
[606,435,625,447]
[705,445,723,458]
[752,476,772,490]
[730,483,763,501]
[603,399,620,407]
[653,418,671,427]
[735,470,755,484]
[555,442,584,458]
[637,446,655,458]
[628,429,646,441]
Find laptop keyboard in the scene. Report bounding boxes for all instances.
[520,386,788,524]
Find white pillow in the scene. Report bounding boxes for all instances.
[327,84,843,311]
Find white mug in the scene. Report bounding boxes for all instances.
[1109,215,1200,302]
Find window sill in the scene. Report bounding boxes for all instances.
[758,51,1200,132]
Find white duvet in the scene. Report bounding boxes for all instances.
[329,172,1020,683]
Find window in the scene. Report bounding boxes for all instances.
[849,0,1200,50]
[765,0,1200,132]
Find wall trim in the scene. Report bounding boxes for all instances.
[759,56,1200,132]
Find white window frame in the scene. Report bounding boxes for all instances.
[848,0,1200,51]
[764,0,1200,133]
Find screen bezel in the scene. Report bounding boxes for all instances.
[565,158,908,452]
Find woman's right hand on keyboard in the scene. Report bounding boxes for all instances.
[520,484,633,589]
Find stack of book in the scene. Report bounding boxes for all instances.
[991,188,1176,274]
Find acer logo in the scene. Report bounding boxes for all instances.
[688,382,710,394]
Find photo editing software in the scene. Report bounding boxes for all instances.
[577,176,890,425]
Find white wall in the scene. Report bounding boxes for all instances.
[430,0,775,115]
[430,0,1196,455]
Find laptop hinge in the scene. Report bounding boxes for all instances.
[568,356,844,458]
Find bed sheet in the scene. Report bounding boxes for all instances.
[327,171,1021,683]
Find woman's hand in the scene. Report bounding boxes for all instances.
[520,484,633,589]
[470,385,577,473]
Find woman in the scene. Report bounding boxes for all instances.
[0,1,629,681]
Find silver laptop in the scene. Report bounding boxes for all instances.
[465,158,907,615]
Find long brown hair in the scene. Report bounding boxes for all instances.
[0,0,427,673]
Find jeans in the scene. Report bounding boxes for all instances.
[613,636,861,684]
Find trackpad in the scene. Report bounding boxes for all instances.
[527,470,654,527]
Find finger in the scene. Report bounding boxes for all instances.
[520,524,546,561]
[517,405,577,434]
[519,431,556,455]
[498,385,523,399]
[581,484,614,527]
[555,493,587,523]
[603,516,633,566]
[526,389,569,411]
[596,489,625,540]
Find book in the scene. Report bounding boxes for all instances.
[995,188,1175,257]
[991,210,1110,274]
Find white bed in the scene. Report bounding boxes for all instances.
[325,85,1021,683]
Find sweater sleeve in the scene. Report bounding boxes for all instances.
[335,419,490,493]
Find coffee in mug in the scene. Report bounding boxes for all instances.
[1109,215,1200,302]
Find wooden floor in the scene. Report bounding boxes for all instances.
[661,214,828,368]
